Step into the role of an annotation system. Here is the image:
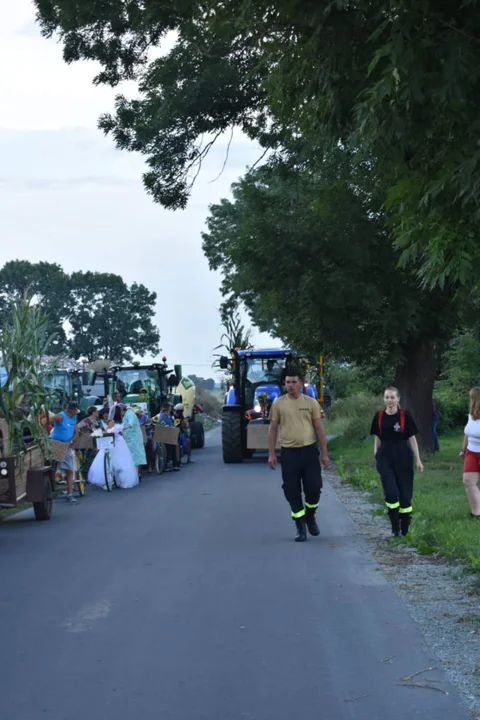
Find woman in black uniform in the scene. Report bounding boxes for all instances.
[370,387,424,537]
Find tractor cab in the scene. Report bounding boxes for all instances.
[109,360,206,449]
[109,361,176,418]
[220,349,323,463]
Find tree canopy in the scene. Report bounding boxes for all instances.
[0,261,160,362]
[34,0,480,288]
[202,148,465,448]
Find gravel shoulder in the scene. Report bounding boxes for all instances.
[326,466,480,719]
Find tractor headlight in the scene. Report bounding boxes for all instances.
[254,404,261,413]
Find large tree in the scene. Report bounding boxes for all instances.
[202,150,465,450]
[34,0,480,288]
[0,260,71,353]
[0,261,160,363]
[68,271,160,362]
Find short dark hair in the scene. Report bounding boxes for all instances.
[284,364,303,381]
[87,405,98,416]
[161,402,171,411]
[67,401,78,410]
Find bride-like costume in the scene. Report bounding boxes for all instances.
[88,423,139,489]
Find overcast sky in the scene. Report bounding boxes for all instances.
[0,1,279,379]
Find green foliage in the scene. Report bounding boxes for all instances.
[439,331,480,392]
[203,152,467,449]
[68,271,160,362]
[203,153,459,365]
[34,0,480,288]
[0,260,70,353]
[326,393,381,442]
[328,432,480,574]
[433,330,480,431]
[433,384,468,433]
[0,262,160,364]
[0,296,59,456]
[212,309,253,368]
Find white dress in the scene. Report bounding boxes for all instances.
[88,424,139,490]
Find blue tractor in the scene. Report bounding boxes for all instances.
[219,349,323,463]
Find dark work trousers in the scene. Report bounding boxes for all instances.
[280,444,323,519]
[376,441,414,533]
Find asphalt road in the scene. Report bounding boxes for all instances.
[0,429,470,720]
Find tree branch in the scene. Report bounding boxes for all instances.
[210,126,234,183]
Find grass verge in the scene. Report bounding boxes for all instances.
[326,428,480,574]
[0,502,32,521]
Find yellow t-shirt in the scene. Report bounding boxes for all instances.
[270,394,321,448]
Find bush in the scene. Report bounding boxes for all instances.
[434,382,468,433]
[326,392,381,441]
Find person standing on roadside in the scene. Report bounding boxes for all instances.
[268,368,330,542]
[370,387,423,538]
[459,387,480,519]
[49,401,80,504]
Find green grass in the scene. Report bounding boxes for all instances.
[326,427,480,575]
[0,502,32,520]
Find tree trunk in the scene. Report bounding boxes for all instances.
[394,340,440,454]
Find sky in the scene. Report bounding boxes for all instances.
[0,1,280,380]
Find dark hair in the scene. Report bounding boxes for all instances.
[113,405,123,424]
[284,365,304,381]
[67,400,78,410]
[161,402,171,411]
[87,405,98,417]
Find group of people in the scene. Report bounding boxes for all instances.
[47,395,194,503]
[266,366,480,542]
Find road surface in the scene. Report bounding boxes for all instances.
[0,429,469,719]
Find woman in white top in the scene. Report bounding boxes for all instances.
[459,387,480,518]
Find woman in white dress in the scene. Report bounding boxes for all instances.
[88,405,139,490]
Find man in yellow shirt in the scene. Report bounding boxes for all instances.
[268,369,330,542]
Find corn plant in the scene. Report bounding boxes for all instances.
[0,295,59,457]
[212,310,254,369]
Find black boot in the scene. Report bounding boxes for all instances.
[388,507,401,538]
[400,512,412,537]
[305,509,320,536]
[294,518,307,542]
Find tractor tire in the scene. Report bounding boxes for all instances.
[222,410,243,463]
[190,421,205,449]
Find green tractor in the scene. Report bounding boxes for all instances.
[44,367,98,414]
[109,359,205,449]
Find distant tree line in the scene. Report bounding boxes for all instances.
[0,260,160,363]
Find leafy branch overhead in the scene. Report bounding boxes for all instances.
[35,0,480,288]
[202,148,467,450]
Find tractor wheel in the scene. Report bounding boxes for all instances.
[190,421,205,449]
[222,410,243,463]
